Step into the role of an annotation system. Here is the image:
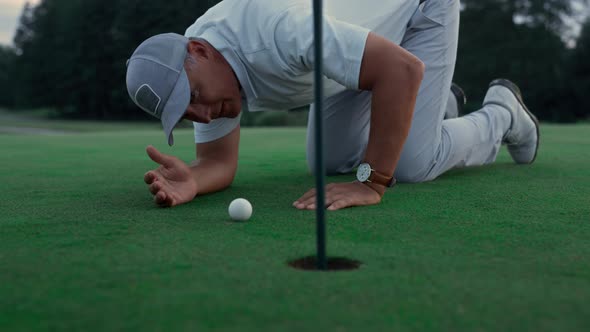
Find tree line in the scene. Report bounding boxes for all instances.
[0,0,588,122]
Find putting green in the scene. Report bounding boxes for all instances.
[1,125,589,331]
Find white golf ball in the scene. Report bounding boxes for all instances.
[228,198,253,221]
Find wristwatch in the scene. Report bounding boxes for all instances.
[356,163,397,188]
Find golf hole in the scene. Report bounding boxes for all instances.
[288,256,361,271]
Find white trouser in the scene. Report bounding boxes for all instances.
[306,0,512,182]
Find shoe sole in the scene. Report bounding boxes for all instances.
[489,79,540,164]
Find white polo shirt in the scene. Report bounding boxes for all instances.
[185,0,419,143]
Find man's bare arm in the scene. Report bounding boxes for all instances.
[359,32,424,195]
[191,125,240,195]
[294,32,424,210]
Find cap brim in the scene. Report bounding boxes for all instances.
[161,68,191,146]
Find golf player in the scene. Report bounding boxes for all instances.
[126,0,539,210]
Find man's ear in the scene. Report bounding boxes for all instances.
[187,40,209,59]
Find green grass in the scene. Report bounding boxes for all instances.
[0,108,175,132]
[1,123,589,331]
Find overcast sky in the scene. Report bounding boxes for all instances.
[0,0,39,46]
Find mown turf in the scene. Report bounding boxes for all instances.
[1,125,589,331]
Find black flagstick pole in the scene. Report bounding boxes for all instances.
[313,0,327,270]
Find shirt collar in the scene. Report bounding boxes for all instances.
[200,31,258,103]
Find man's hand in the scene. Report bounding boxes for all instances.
[293,182,383,211]
[144,145,198,207]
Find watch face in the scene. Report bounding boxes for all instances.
[356,163,371,182]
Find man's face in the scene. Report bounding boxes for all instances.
[182,41,242,124]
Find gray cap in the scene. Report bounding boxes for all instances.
[126,33,191,146]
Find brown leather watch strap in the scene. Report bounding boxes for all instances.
[369,169,396,187]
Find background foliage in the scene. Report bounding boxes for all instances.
[0,0,588,123]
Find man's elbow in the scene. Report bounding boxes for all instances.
[225,164,238,187]
[406,55,425,90]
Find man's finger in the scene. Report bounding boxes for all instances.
[146,145,175,168]
[144,171,158,184]
[154,191,177,207]
[154,191,168,205]
[304,193,351,210]
[166,192,176,207]
[149,182,162,195]
[294,193,317,209]
[293,188,316,205]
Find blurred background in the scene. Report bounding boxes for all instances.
[0,0,589,126]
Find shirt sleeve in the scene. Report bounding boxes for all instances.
[193,112,241,144]
[271,4,370,90]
